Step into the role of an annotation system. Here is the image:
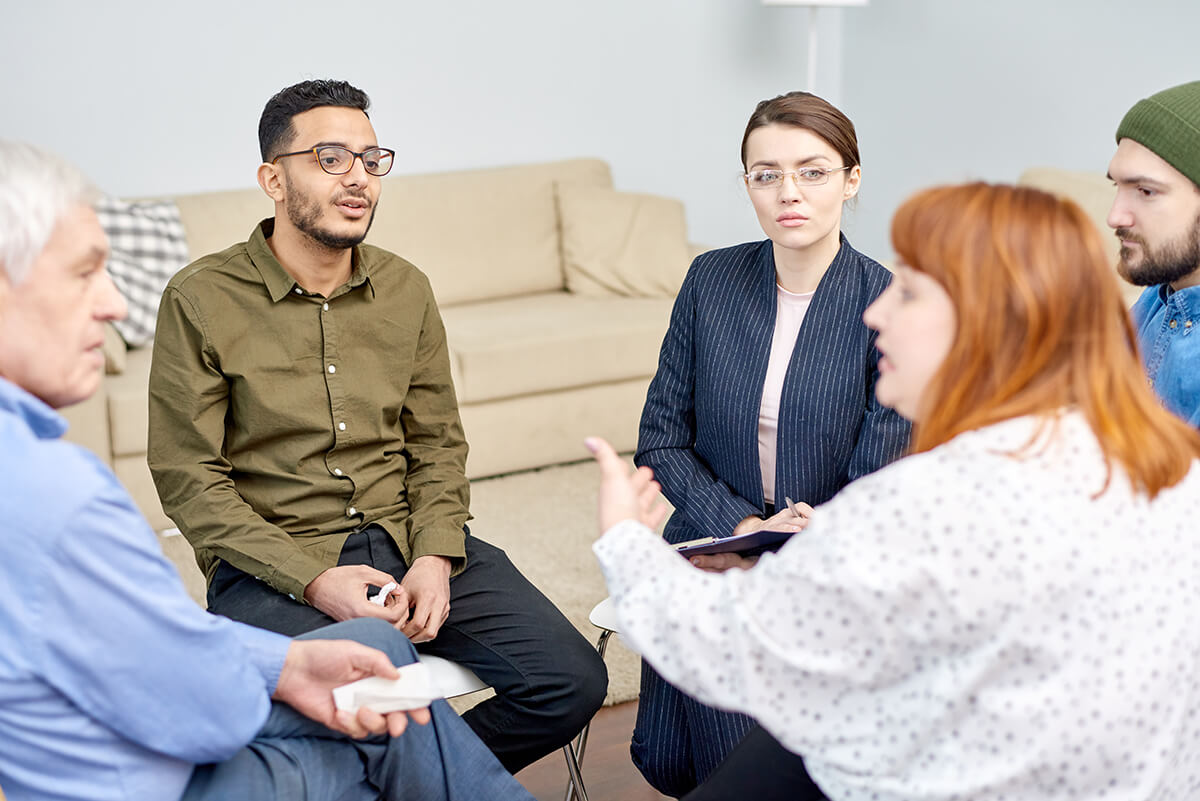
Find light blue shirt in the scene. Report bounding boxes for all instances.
[0,378,291,801]
[1131,283,1200,427]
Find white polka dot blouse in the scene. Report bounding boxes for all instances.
[594,412,1200,800]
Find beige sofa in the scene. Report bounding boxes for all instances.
[61,158,699,531]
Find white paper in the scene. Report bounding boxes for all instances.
[332,662,440,714]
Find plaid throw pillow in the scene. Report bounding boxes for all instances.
[95,197,190,348]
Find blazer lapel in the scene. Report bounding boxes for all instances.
[775,237,873,502]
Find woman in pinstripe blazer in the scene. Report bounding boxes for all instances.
[631,92,911,798]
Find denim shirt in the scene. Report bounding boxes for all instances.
[1130,283,1200,427]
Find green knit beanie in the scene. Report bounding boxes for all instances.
[1116,80,1200,189]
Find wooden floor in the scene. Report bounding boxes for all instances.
[516,701,669,801]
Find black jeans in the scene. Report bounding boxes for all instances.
[683,724,829,801]
[208,525,608,773]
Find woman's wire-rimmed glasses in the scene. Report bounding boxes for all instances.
[744,165,851,189]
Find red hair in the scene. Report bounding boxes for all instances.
[891,182,1200,497]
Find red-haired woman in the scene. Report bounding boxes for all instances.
[592,183,1200,800]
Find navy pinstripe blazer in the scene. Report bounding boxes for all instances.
[636,236,911,545]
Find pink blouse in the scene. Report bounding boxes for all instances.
[757,283,814,504]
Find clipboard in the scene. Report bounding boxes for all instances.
[673,528,795,558]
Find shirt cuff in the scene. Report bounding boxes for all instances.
[409,524,468,576]
[267,551,332,606]
[593,519,681,600]
[711,494,764,539]
[228,620,293,696]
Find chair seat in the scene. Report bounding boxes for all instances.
[589,596,639,655]
[418,654,489,698]
[588,597,619,632]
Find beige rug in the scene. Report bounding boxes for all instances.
[468,454,665,707]
[159,453,662,708]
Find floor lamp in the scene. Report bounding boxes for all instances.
[761,0,868,93]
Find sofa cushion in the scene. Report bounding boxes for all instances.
[367,159,613,306]
[172,188,274,263]
[558,184,691,298]
[95,197,190,347]
[108,290,675,444]
[440,291,674,404]
[459,377,652,478]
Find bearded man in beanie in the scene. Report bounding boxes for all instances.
[1107,80,1200,427]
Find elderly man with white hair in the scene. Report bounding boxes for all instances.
[0,140,533,801]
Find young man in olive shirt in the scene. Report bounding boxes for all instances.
[148,79,606,773]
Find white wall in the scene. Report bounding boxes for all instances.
[4,1,1195,262]
[840,0,1200,259]
[0,0,848,252]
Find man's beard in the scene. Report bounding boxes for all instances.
[284,175,377,251]
[1115,211,1200,287]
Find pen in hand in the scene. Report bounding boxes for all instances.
[784,496,804,520]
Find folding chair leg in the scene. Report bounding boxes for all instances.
[562,742,589,801]
[595,628,613,661]
[563,628,613,801]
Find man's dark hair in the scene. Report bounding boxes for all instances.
[258,79,371,162]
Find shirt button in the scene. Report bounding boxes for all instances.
[338,422,346,431]
[1187,320,1194,328]
[334,468,344,476]
[328,364,336,374]
[294,287,303,295]
[347,507,358,516]
[323,302,330,311]
[1169,319,1178,328]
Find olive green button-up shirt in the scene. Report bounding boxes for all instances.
[148,220,470,602]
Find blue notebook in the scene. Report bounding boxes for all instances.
[673,528,795,558]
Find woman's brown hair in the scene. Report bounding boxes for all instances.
[892,182,1200,497]
[740,91,860,170]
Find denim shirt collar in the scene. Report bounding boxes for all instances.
[1162,282,1200,320]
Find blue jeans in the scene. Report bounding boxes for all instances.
[182,618,535,801]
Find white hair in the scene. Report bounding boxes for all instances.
[0,140,100,284]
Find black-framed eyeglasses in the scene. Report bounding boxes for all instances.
[272,145,396,177]
[744,165,851,189]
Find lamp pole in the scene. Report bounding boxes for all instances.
[761,0,869,94]
[806,5,819,92]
